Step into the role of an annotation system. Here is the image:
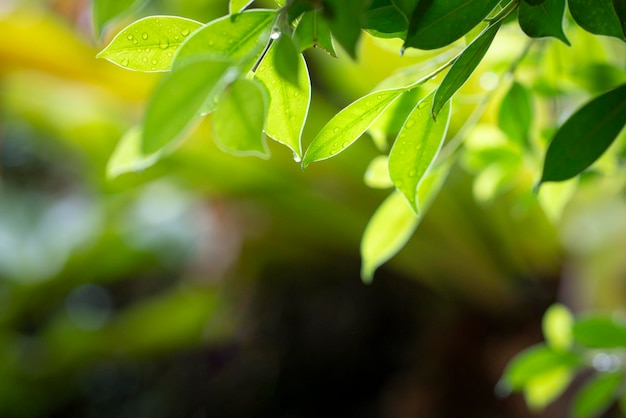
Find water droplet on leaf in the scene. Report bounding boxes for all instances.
[142,32,148,40]
[270,28,281,40]
[293,153,302,163]
[159,41,169,50]
[405,119,415,129]
[127,34,134,40]
[182,29,190,36]
[333,128,340,133]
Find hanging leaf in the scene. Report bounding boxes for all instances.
[404,0,501,50]
[389,93,451,212]
[107,126,161,178]
[540,83,626,184]
[364,0,408,38]
[172,10,277,72]
[92,0,145,36]
[322,0,369,58]
[499,344,580,393]
[431,21,501,118]
[613,0,626,37]
[542,304,574,352]
[97,16,202,72]
[361,163,450,282]
[573,372,624,418]
[229,0,254,15]
[255,42,311,159]
[143,60,231,154]
[293,10,337,56]
[302,88,404,167]
[568,0,624,40]
[368,88,422,151]
[518,0,570,45]
[364,155,394,189]
[573,315,626,348]
[272,34,301,86]
[212,78,269,158]
[498,81,533,148]
[524,366,575,412]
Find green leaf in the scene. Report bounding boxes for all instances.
[524,366,574,412]
[293,10,337,56]
[92,0,144,36]
[272,34,301,86]
[322,0,368,58]
[302,88,404,167]
[255,42,311,159]
[573,315,626,348]
[404,0,501,50]
[361,163,450,282]
[172,10,277,72]
[431,21,501,118]
[364,1,408,38]
[368,88,422,151]
[540,83,626,184]
[391,0,420,20]
[212,78,269,158]
[518,0,570,45]
[500,344,580,392]
[613,0,626,37]
[229,0,254,14]
[97,16,202,72]
[389,93,451,212]
[364,155,394,189]
[143,60,231,155]
[498,81,533,148]
[106,126,161,178]
[573,372,624,418]
[542,304,574,351]
[568,0,624,39]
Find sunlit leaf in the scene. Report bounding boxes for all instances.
[518,0,570,45]
[573,315,626,348]
[498,81,533,148]
[97,16,202,72]
[432,21,501,118]
[364,155,394,189]
[229,0,254,14]
[540,83,626,184]
[536,177,579,223]
[542,304,574,351]
[499,344,580,392]
[368,88,422,151]
[272,34,301,86]
[404,0,501,50]
[524,366,574,411]
[255,42,311,158]
[322,0,369,58]
[143,60,231,154]
[92,0,145,36]
[361,163,450,282]
[302,88,404,167]
[107,126,161,178]
[172,10,277,71]
[573,372,624,418]
[293,10,337,56]
[568,0,624,39]
[212,78,269,158]
[389,93,451,212]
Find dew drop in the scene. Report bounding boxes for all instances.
[341,140,351,148]
[270,28,281,40]
[293,153,302,163]
[376,94,383,100]
[151,59,158,65]
[330,149,338,155]
[127,34,134,40]
[151,67,157,71]
[132,39,138,45]
[142,57,148,63]
[405,118,415,129]
[167,52,173,57]
[333,128,339,133]
[159,41,169,50]
[174,35,180,40]
[182,28,190,36]
[293,91,299,97]
[145,48,150,53]
[121,58,129,67]
[408,169,417,177]
[142,32,148,40]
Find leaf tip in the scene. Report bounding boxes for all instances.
[360,265,374,284]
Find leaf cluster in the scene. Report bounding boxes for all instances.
[94,0,626,282]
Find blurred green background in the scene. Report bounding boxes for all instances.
[1,0,626,416]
